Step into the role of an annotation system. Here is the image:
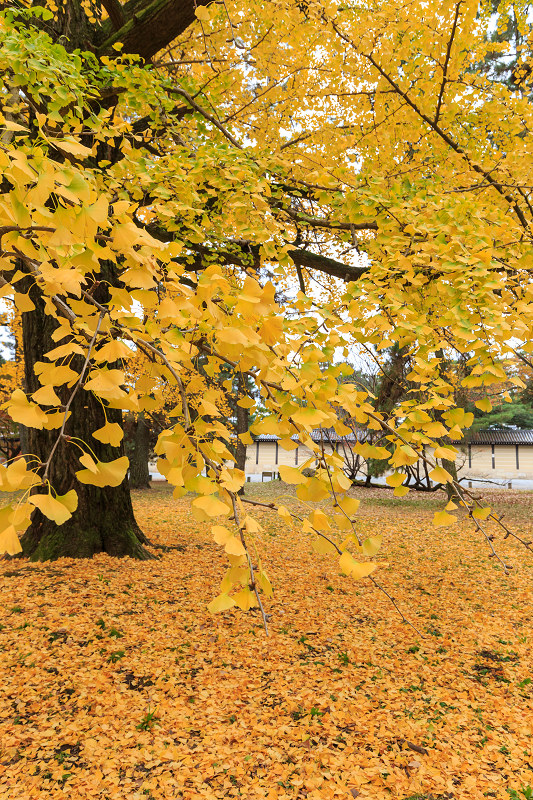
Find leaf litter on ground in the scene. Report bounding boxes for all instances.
[0,482,532,800]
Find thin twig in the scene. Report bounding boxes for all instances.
[230,493,269,635]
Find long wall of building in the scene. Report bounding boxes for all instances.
[456,444,533,479]
[246,440,533,481]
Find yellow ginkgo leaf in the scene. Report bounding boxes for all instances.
[339,551,378,579]
[217,327,249,346]
[195,4,211,20]
[207,593,236,614]
[28,493,74,525]
[219,468,245,493]
[9,502,33,531]
[243,515,261,533]
[34,362,78,386]
[393,485,410,497]
[257,569,273,596]
[433,510,457,528]
[0,524,22,556]
[429,466,453,484]
[42,411,69,430]
[312,536,337,554]
[475,398,492,412]
[96,456,129,487]
[232,587,258,611]
[339,551,357,575]
[309,509,331,530]
[4,389,48,429]
[191,495,231,518]
[422,421,448,438]
[32,384,62,406]
[338,496,360,516]
[93,339,134,362]
[297,479,329,502]
[76,456,129,487]
[433,446,457,461]
[92,422,124,446]
[278,465,308,484]
[236,396,255,409]
[45,342,85,360]
[472,506,491,520]
[350,561,379,579]
[2,458,40,492]
[199,399,221,416]
[277,505,292,522]
[291,406,328,428]
[57,490,78,514]
[84,369,126,400]
[225,536,246,556]
[362,535,382,557]
[13,292,35,312]
[386,471,406,488]
[331,512,352,531]
[212,525,232,545]
[79,453,99,473]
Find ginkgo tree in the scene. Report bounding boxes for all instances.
[1,0,533,624]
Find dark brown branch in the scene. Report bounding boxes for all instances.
[101,0,126,30]
[434,2,462,124]
[283,207,377,232]
[287,248,367,282]
[182,242,367,282]
[97,0,211,62]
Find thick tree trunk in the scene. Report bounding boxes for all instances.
[19,288,150,562]
[129,413,151,489]
[12,5,157,561]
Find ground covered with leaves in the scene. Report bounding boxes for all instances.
[1,483,532,800]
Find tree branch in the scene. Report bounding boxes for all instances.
[169,86,243,149]
[434,2,462,124]
[330,20,531,233]
[283,207,377,232]
[97,0,211,61]
[101,0,126,30]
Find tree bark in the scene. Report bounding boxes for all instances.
[234,377,249,495]
[96,0,211,61]
[19,284,150,562]
[129,413,151,489]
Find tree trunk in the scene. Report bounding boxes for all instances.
[19,287,150,562]
[129,413,151,489]
[13,5,155,561]
[235,377,249,495]
[442,456,459,501]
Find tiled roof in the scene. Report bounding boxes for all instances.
[310,427,368,443]
[456,429,533,446]
[255,427,533,446]
[254,427,368,443]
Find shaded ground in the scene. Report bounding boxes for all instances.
[1,483,532,799]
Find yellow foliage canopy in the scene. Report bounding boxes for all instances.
[0,0,531,615]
